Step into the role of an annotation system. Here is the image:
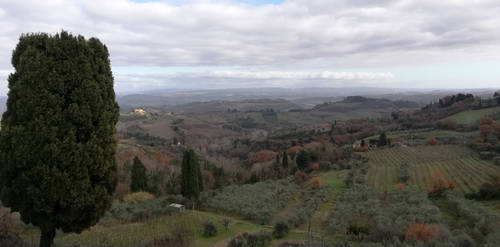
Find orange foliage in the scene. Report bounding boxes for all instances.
[479,124,493,138]
[479,117,494,126]
[249,151,277,164]
[427,137,438,146]
[394,183,407,190]
[311,178,322,187]
[287,146,302,157]
[428,168,456,196]
[406,223,442,242]
[475,136,484,143]
[312,163,320,170]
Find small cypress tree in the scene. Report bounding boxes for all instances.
[181,149,203,201]
[296,150,310,170]
[0,31,119,247]
[282,151,289,169]
[378,132,388,147]
[130,156,148,192]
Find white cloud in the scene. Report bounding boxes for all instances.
[0,0,499,93]
[205,71,395,80]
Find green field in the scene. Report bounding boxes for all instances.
[364,145,500,193]
[19,210,262,247]
[443,106,500,125]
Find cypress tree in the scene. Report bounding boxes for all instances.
[0,31,119,247]
[296,150,310,170]
[282,151,288,169]
[130,156,148,192]
[378,132,388,147]
[181,149,203,201]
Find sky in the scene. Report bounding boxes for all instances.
[1,0,500,95]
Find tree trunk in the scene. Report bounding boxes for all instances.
[39,228,56,247]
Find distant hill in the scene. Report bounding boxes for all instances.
[165,98,302,114]
[312,96,419,113]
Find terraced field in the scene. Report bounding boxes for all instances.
[365,145,500,193]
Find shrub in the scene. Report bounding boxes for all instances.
[222,218,231,231]
[398,162,410,184]
[273,221,290,239]
[123,191,155,204]
[428,168,456,197]
[478,175,500,199]
[427,137,439,146]
[405,222,442,242]
[203,221,218,237]
[310,178,322,187]
[227,231,272,247]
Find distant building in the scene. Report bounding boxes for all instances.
[133,108,146,115]
[169,203,185,213]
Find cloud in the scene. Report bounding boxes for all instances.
[0,0,499,93]
[204,71,395,80]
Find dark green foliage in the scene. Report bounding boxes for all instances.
[123,131,166,147]
[130,156,148,192]
[377,133,387,147]
[282,151,289,169]
[296,150,310,170]
[478,175,500,199]
[361,139,366,147]
[0,31,119,247]
[203,221,218,237]
[272,221,289,239]
[494,91,500,104]
[227,231,272,247]
[181,149,203,201]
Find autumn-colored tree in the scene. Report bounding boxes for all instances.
[479,117,494,126]
[249,151,277,164]
[311,178,322,187]
[287,146,301,158]
[406,222,442,242]
[311,163,320,170]
[427,137,439,146]
[428,168,456,196]
[479,124,493,138]
[394,183,407,190]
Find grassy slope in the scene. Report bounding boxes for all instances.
[443,106,500,125]
[20,210,262,247]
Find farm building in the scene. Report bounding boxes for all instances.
[169,203,185,213]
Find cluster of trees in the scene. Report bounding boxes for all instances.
[438,93,474,108]
[203,179,297,224]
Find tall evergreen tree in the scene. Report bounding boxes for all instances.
[181,149,203,201]
[282,151,289,169]
[296,150,310,170]
[130,156,148,192]
[0,31,119,247]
